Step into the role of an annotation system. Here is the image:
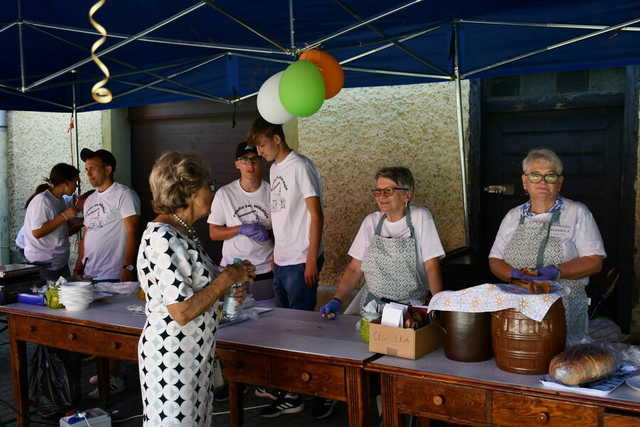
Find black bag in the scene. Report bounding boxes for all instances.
[28,345,72,418]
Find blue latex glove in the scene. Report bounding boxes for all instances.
[238,223,270,242]
[535,265,560,281]
[510,269,538,282]
[320,298,341,319]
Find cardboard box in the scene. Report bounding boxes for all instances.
[369,318,443,359]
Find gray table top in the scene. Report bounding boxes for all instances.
[370,349,640,406]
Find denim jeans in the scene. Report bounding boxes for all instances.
[273,256,324,311]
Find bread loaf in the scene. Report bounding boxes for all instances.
[549,344,616,385]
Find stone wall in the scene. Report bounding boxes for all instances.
[297,81,470,287]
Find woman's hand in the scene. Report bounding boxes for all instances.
[61,207,77,221]
[224,260,256,285]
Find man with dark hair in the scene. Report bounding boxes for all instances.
[74,148,140,398]
[249,117,332,419]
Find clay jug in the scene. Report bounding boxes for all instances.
[491,300,566,374]
[441,311,493,362]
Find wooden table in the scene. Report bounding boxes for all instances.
[1,296,376,427]
[366,348,640,427]
[216,307,377,427]
[0,295,145,427]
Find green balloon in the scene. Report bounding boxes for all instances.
[279,60,325,117]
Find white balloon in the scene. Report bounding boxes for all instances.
[257,71,293,124]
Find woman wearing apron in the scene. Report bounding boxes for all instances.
[489,148,606,343]
[320,167,445,317]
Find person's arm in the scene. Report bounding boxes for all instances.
[489,257,513,282]
[74,229,86,277]
[31,207,77,238]
[209,224,241,241]
[167,262,254,325]
[304,196,323,287]
[424,257,443,295]
[120,214,140,281]
[557,255,603,280]
[333,258,364,301]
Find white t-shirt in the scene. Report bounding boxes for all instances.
[83,182,141,280]
[207,179,273,274]
[489,197,606,261]
[348,205,445,288]
[15,226,25,250]
[269,151,323,266]
[23,190,72,269]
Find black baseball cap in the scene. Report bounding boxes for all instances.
[80,148,116,170]
[235,141,258,159]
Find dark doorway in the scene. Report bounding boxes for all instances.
[473,68,637,330]
[129,99,259,264]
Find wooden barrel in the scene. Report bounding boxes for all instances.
[491,300,566,374]
[441,311,493,362]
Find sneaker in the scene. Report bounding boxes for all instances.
[89,375,98,385]
[214,385,228,402]
[254,386,279,400]
[311,397,337,420]
[260,394,304,418]
[88,376,125,399]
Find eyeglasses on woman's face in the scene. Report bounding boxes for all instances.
[371,187,409,197]
[525,173,561,184]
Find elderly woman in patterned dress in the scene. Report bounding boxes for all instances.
[137,152,255,426]
[489,148,605,342]
[320,166,445,317]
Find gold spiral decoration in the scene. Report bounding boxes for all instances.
[88,0,112,104]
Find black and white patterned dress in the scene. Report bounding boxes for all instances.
[137,222,222,426]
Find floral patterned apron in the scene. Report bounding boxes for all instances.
[358,207,425,310]
[503,210,589,342]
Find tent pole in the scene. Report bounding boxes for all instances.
[25,2,208,92]
[453,21,470,246]
[71,71,80,181]
[17,0,25,91]
[289,0,295,49]
[462,16,640,78]
[459,18,640,32]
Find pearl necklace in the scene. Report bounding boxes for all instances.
[172,214,200,245]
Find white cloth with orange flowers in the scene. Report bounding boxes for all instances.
[427,283,570,322]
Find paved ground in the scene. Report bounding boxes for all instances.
[0,318,386,427]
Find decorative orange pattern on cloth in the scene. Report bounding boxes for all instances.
[428,283,570,322]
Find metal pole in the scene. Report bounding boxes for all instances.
[0,110,8,264]
[453,22,470,246]
[17,0,25,91]
[459,18,640,32]
[25,1,207,92]
[71,71,80,186]
[289,0,295,50]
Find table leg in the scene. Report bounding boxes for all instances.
[380,374,400,427]
[9,320,29,427]
[228,381,243,427]
[97,357,111,407]
[346,366,370,427]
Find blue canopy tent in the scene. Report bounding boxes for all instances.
[2,0,640,238]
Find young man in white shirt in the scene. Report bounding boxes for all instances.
[73,148,141,398]
[249,117,327,419]
[208,141,274,298]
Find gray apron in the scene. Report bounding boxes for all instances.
[503,209,589,341]
[358,207,425,311]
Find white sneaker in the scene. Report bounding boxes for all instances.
[88,376,125,399]
[89,375,98,385]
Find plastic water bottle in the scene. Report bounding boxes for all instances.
[223,258,247,321]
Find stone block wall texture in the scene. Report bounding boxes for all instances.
[298,81,470,286]
[7,111,103,262]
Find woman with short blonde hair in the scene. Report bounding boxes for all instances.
[138,152,255,426]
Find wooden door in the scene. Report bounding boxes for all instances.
[129,99,259,263]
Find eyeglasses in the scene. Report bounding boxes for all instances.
[237,157,260,164]
[371,187,409,197]
[525,173,561,184]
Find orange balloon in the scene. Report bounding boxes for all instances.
[299,49,344,99]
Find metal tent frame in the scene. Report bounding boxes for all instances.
[2,0,640,243]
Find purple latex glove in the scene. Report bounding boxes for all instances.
[320,298,341,319]
[238,223,270,242]
[510,269,538,282]
[535,265,560,281]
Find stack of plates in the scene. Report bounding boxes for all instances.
[59,281,95,311]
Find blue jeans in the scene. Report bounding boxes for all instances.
[273,256,324,311]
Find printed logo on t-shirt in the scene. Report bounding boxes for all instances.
[271,176,288,212]
[85,202,107,229]
[234,204,270,225]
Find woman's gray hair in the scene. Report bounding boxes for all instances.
[149,152,211,214]
[522,148,563,175]
[375,167,415,195]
